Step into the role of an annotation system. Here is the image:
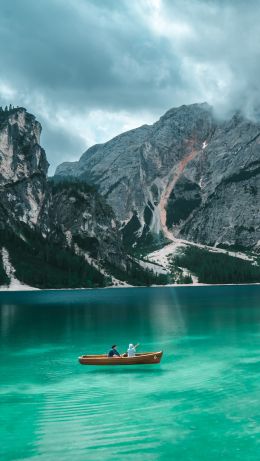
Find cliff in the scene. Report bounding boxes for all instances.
[0,107,129,288]
[1,103,259,288]
[0,107,48,228]
[55,103,260,251]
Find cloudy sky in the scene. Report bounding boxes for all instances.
[0,0,259,174]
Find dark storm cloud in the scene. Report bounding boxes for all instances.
[0,0,181,112]
[0,0,260,173]
[162,0,260,117]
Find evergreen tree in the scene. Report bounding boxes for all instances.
[0,253,9,286]
[173,246,260,284]
[0,228,106,289]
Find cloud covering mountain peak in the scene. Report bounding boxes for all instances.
[0,0,259,173]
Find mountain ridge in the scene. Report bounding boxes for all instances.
[1,103,260,289]
[55,102,260,251]
[0,106,171,289]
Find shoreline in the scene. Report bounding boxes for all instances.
[1,282,260,293]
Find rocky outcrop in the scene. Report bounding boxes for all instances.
[0,107,127,275]
[55,104,260,250]
[0,107,48,228]
[56,104,214,226]
[40,179,126,269]
[172,113,260,250]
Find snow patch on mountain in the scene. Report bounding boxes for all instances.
[147,237,256,271]
[0,248,38,291]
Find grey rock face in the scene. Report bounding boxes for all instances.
[166,177,202,228]
[39,181,126,269]
[55,103,214,224]
[179,115,260,249]
[55,103,260,250]
[0,107,48,228]
[0,107,126,269]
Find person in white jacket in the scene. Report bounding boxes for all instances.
[127,343,139,357]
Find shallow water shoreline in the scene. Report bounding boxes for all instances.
[1,281,260,292]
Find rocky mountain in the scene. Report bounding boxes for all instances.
[0,106,48,228]
[56,103,260,251]
[0,107,138,288]
[1,103,260,288]
[39,179,126,269]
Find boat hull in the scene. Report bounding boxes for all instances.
[78,351,163,365]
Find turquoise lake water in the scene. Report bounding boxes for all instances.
[0,286,260,461]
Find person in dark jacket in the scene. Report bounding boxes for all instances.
[108,344,120,357]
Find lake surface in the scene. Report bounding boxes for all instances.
[1,286,260,461]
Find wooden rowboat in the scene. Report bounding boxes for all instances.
[78,351,163,365]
